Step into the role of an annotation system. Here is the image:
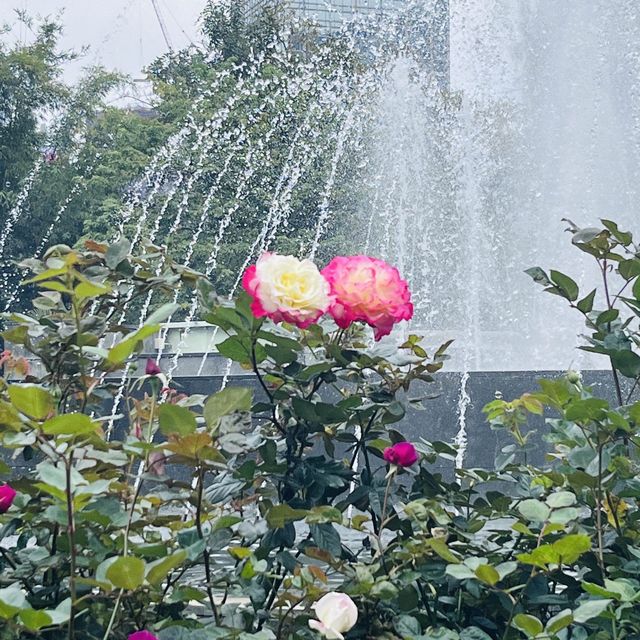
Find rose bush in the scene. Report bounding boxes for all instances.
[0,221,639,640]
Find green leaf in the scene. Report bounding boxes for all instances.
[146,302,180,325]
[610,350,640,378]
[309,523,341,557]
[19,609,53,631]
[565,398,609,422]
[445,564,475,580]
[75,281,111,300]
[266,504,308,529]
[0,587,27,618]
[619,259,640,280]
[518,499,550,522]
[107,325,160,365]
[106,556,146,590]
[216,336,251,363]
[572,599,611,623]
[427,538,460,563]
[548,507,580,524]
[147,550,188,587]
[576,289,597,313]
[204,387,252,429]
[525,267,552,287]
[394,614,421,638]
[546,491,576,508]
[105,238,131,269]
[41,413,99,437]
[22,267,67,285]
[602,219,633,245]
[306,506,342,524]
[582,582,620,600]
[460,628,493,640]
[545,609,573,634]
[158,404,197,437]
[475,564,500,586]
[517,534,591,568]
[8,384,54,420]
[549,270,579,301]
[512,613,543,637]
[596,309,619,325]
[371,580,399,600]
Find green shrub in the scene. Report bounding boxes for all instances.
[0,219,638,640]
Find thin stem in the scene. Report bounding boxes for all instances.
[0,548,36,597]
[196,465,220,625]
[103,397,155,640]
[276,596,304,639]
[250,338,285,435]
[374,469,395,558]
[599,259,624,406]
[65,455,77,640]
[594,443,607,578]
[625,375,640,404]
[102,589,123,640]
[360,444,381,536]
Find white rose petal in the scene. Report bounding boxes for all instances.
[309,592,358,640]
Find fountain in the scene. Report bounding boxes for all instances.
[4,1,639,466]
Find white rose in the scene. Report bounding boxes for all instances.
[244,253,331,329]
[308,592,358,640]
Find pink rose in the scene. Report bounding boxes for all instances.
[128,632,158,640]
[243,253,331,329]
[0,484,16,513]
[383,442,419,467]
[145,359,162,376]
[321,256,413,340]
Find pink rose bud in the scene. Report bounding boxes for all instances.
[383,442,419,467]
[321,256,413,340]
[0,484,17,513]
[128,632,158,640]
[145,359,162,376]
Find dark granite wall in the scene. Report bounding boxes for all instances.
[2,370,624,480]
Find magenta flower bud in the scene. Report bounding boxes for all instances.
[383,442,419,467]
[145,359,162,376]
[128,632,158,640]
[0,484,17,513]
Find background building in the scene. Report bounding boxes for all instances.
[243,0,449,88]
[243,1,406,32]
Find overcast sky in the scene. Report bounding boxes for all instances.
[1,0,209,87]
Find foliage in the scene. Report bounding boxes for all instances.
[1,3,365,316]
[1,220,640,639]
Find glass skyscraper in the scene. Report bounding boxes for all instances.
[242,1,406,32]
[242,1,450,88]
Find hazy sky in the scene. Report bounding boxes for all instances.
[1,0,209,85]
